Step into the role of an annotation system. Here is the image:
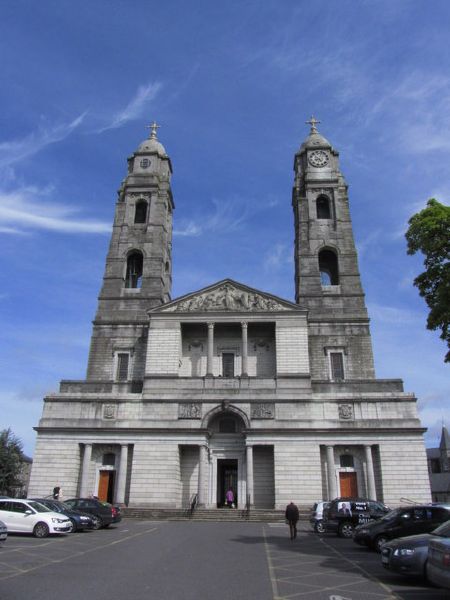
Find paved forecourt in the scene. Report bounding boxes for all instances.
[0,520,448,600]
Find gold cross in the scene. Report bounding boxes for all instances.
[305,115,321,133]
[145,121,161,139]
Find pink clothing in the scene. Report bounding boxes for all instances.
[225,490,234,502]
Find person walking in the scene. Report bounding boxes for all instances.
[285,501,300,540]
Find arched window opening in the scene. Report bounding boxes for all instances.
[164,261,170,274]
[317,195,331,219]
[134,200,148,224]
[340,454,354,468]
[219,418,236,433]
[125,252,143,288]
[319,249,339,285]
[102,453,116,466]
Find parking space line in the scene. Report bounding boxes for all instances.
[318,536,400,600]
[263,525,281,600]
[0,527,158,581]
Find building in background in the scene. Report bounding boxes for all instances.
[28,120,431,509]
[427,426,450,503]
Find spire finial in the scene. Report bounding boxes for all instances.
[146,121,161,140]
[305,115,321,134]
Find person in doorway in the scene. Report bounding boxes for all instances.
[225,488,234,508]
[285,501,300,540]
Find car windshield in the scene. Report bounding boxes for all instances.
[432,520,450,537]
[27,501,51,513]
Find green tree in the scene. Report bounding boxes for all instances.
[0,428,24,495]
[405,199,450,362]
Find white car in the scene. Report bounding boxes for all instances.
[0,498,71,538]
[0,519,7,543]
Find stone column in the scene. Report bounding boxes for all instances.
[241,321,248,377]
[79,443,92,497]
[326,445,337,500]
[206,322,214,376]
[246,445,254,507]
[198,445,208,506]
[365,445,377,500]
[115,444,129,505]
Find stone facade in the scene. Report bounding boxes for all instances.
[28,121,431,509]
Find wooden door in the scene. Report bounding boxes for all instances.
[98,471,110,502]
[339,472,358,497]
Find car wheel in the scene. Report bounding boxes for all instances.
[338,522,354,538]
[375,535,389,552]
[69,519,77,533]
[91,516,102,530]
[315,521,325,534]
[33,522,50,538]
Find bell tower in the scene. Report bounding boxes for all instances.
[86,123,174,382]
[293,117,375,380]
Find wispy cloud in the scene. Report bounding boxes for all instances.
[0,113,86,168]
[0,187,110,234]
[264,243,292,271]
[97,82,162,132]
[174,197,249,237]
[368,302,421,325]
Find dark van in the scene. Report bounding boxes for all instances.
[323,497,389,538]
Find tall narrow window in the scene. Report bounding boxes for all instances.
[340,454,354,468]
[319,249,339,285]
[116,353,130,381]
[134,200,148,224]
[125,251,143,288]
[222,353,235,377]
[317,195,331,219]
[330,352,344,380]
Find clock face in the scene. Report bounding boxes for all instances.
[140,158,151,168]
[308,150,329,168]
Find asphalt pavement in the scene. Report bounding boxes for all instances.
[0,520,447,600]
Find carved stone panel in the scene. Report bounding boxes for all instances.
[164,283,289,312]
[338,403,354,420]
[103,404,117,420]
[251,403,275,419]
[178,403,202,419]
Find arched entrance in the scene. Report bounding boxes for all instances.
[206,409,247,508]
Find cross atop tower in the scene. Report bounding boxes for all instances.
[146,121,161,139]
[305,115,321,133]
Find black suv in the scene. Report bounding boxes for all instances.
[354,504,450,552]
[323,498,390,538]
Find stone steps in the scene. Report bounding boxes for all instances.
[122,507,310,522]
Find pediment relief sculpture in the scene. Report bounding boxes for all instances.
[163,283,289,313]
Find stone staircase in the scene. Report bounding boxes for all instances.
[122,506,310,523]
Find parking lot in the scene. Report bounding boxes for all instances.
[0,520,448,600]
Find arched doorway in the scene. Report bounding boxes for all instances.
[206,409,247,508]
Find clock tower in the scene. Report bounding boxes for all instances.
[293,118,375,380]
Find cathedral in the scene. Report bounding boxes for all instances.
[28,119,431,509]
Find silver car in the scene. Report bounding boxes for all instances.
[381,519,450,577]
[310,501,330,533]
[0,519,7,543]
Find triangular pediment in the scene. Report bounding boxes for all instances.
[152,279,302,313]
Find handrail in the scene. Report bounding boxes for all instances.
[189,493,198,517]
[246,493,251,520]
[399,497,421,505]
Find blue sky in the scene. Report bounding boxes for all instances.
[1,0,449,456]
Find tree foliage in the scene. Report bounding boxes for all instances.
[0,428,24,495]
[405,199,450,362]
